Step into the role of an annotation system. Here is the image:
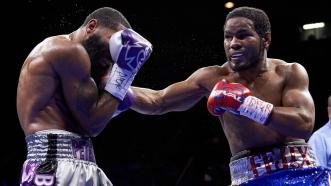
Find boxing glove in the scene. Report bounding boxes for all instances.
[105,29,152,100]
[207,79,274,125]
[99,74,135,118]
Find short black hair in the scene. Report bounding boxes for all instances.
[83,7,131,29]
[225,6,271,37]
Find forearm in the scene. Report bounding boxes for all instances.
[131,87,165,115]
[73,87,120,137]
[86,91,120,136]
[207,80,314,139]
[131,83,205,115]
[267,107,314,139]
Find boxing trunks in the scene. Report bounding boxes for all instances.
[229,140,331,185]
[20,129,113,186]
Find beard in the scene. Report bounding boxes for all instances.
[229,55,260,72]
[228,39,264,72]
[82,34,110,83]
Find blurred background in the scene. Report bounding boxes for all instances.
[2,0,330,185]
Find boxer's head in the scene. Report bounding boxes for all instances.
[223,7,271,72]
[225,7,271,38]
[81,7,132,79]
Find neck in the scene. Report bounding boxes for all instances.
[68,28,84,43]
[237,57,269,82]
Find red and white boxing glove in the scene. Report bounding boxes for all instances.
[105,28,152,100]
[207,79,274,125]
[207,79,251,115]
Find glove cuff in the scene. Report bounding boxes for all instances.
[238,96,274,125]
[104,63,135,100]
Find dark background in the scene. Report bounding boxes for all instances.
[2,0,330,185]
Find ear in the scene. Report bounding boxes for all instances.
[86,19,98,34]
[262,32,271,50]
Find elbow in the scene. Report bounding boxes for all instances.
[149,90,170,115]
[150,98,168,115]
[280,114,314,139]
[304,123,314,140]
[81,126,100,137]
[300,116,314,140]
[85,127,103,137]
[87,125,103,137]
[301,127,313,140]
[139,94,167,115]
[89,132,100,138]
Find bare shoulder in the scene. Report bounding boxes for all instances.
[189,64,229,80]
[43,36,87,64]
[38,36,90,77]
[270,58,309,87]
[271,58,307,75]
[187,63,230,90]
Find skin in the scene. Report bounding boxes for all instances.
[17,19,123,137]
[131,17,315,155]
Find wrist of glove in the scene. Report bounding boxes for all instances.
[238,96,274,125]
[112,87,135,118]
[105,63,135,100]
[104,28,152,100]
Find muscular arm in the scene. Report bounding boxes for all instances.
[51,44,119,137]
[268,63,315,139]
[131,68,210,115]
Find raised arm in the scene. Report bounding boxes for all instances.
[52,29,152,136]
[52,44,119,137]
[131,67,212,115]
[268,63,315,139]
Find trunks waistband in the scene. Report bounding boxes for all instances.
[229,142,318,185]
[25,129,96,163]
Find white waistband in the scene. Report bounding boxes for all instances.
[28,129,83,138]
[25,129,96,163]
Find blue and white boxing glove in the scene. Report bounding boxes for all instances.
[105,28,152,100]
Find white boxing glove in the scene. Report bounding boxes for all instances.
[105,29,152,100]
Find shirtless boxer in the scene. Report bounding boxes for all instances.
[17,7,152,186]
[129,6,331,185]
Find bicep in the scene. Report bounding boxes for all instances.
[51,46,99,122]
[62,76,98,116]
[282,63,315,119]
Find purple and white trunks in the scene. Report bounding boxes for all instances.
[20,129,112,186]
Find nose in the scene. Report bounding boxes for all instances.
[230,37,242,50]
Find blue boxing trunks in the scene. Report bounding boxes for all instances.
[229,140,331,185]
[20,129,113,186]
